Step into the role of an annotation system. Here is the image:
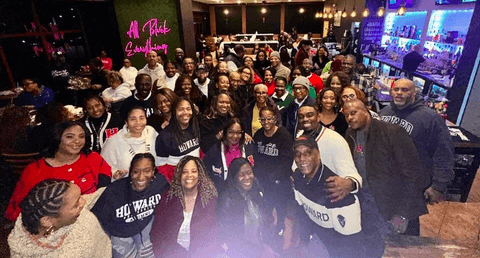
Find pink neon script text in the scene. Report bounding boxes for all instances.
[125,18,171,57]
[143,19,171,37]
[125,38,168,57]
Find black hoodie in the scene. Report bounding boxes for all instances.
[379,97,454,192]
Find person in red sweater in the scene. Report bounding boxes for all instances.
[100,50,113,71]
[5,121,112,221]
[303,58,324,93]
[264,68,276,96]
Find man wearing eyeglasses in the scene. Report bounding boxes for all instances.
[342,55,374,108]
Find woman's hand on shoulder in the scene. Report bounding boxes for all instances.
[245,133,254,144]
[113,169,128,180]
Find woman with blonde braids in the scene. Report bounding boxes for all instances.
[151,156,221,257]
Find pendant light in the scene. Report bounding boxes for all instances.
[397,1,406,16]
[351,0,357,17]
[342,0,347,18]
[377,1,385,17]
[362,7,370,17]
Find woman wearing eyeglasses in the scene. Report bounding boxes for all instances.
[243,84,281,137]
[253,105,294,237]
[340,86,380,119]
[203,118,255,196]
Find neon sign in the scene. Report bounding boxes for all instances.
[125,18,171,57]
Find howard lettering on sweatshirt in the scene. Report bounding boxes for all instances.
[381,116,414,135]
[294,189,361,235]
[178,138,199,152]
[256,142,279,157]
[115,194,162,222]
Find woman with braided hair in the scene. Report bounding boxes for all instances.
[8,179,111,257]
[151,156,221,257]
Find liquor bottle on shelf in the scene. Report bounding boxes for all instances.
[415,29,422,40]
[409,26,416,39]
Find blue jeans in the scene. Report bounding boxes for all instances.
[357,189,387,258]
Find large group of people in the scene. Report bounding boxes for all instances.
[4,30,455,258]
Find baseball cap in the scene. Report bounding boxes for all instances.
[196,64,208,73]
[293,135,318,150]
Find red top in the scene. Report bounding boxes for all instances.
[295,49,308,67]
[266,81,276,96]
[253,72,263,85]
[308,73,324,93]
[5,152,111,221]
[101,57,113,70]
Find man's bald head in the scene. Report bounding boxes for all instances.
[229,71,240,80]
[343,99,370,131]
[229,72,241,90]
[395,78,415,90]
[135,73,151,84]
[391,78,416,109]
[135,74,152,100]
[146,51,157,67]
[344,98,367,111]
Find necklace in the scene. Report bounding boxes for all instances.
[25,227,69,250]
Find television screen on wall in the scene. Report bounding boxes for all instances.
[436,0,476,5]
[389,0,414,8]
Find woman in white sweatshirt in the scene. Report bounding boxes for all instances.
[101,106,160,181]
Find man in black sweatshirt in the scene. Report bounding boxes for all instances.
[380,78,454,208]
[120,74,155,119]
[344,99,428,239]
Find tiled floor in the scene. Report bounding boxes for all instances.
[418,167,480,252]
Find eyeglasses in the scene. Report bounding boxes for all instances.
[259,117,275,123]
[255,92,267,96]
[293,87,306,92]
[227,130,243,135]
[341,94,356,100]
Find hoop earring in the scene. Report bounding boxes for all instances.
[44,225,55,237]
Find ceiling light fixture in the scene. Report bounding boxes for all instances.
[261,8,267,14]
[363,7,370,17]
[224,9,229,15]
[342,0,347,18]
[377,1,385,17]
[350,0,357,17]
[299,8,305,14]
[397,1,406,16]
